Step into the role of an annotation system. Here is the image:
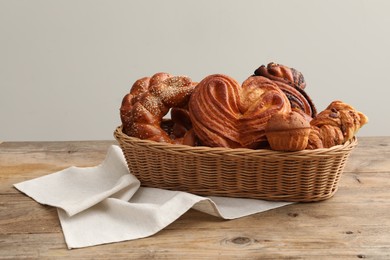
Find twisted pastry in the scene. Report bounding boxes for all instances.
[306,125,345,149]
[253,62,317,118]
[189,74,291,149]
[307,100,368,149]
[306,126,323,149]
[120,72,197,144]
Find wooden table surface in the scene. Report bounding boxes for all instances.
[0,137,389,259]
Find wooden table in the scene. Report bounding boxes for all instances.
[1,137,389,259]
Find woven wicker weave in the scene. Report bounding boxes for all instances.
[114,124,357,202]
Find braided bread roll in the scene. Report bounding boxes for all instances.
[254,62,317,118]
[120,72,197,144]
[189,74,291,149]
[307,100,368,149]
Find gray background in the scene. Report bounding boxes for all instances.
[1,0,388,141]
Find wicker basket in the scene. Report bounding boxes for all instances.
[114,123,358,202]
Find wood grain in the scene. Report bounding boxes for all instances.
[0,137,389,259]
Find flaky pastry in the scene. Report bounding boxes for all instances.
[189,74,291,149]
[120,72,197,145]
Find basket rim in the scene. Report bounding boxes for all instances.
[114,125,358,156]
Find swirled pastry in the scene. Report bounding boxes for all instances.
[120,72,197,144]
[311,101,368,141]
[307,124,345,149]
[306,100,368,149]
[306,126,323,149]
[254,62,317,118]
[189,74,291,149]
[254,62,306,90]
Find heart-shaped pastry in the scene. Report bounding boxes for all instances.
[189,74,291,148]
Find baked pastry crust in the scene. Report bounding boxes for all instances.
[254,62,306,90]
[307,100,368,149]
[119,67,368,151]
[189,74,291,149]
[254,62,317,118]
[120,72,197,144]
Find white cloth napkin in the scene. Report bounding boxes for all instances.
[14,145,292,249]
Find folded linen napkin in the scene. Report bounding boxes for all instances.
[14,145,292,249]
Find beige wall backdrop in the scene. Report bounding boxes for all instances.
[1,0,389,141]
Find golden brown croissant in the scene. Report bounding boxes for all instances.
[307,100,368,149]
[307,124,347,149]
[120,72,197,144]
[253,62,317,118]
[189,74,291,149]
[306,126,323,149]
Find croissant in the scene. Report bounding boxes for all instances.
[307,100,368,149]
[120,72,197,144]
[253,62,317,118]
[189,74,291,149]
[306,125,323,149]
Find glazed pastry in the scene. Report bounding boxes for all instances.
[307,124,345,149]
[310,100,368,141]
[319,125,345,148]
[253,62,317,117]
[189,74,291,149]
[120,72,197,144]
[265,111,311,151]
[306,100,368,149]
[254,62,306,90]
[306,126,323,149]
[272,80,316,117]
